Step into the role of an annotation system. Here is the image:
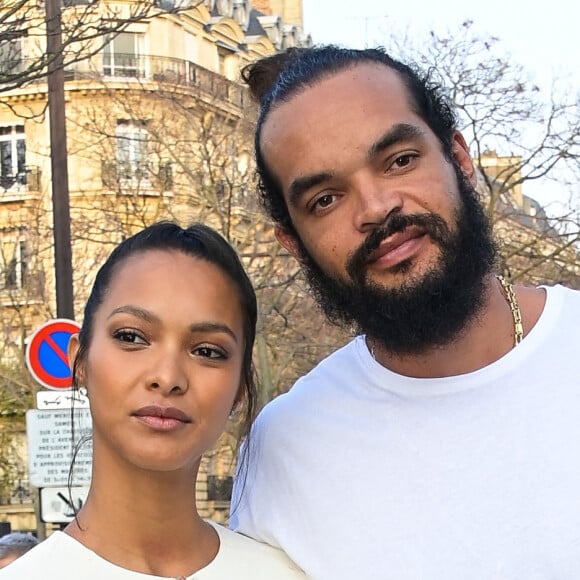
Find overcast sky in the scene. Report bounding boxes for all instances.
[302,0,579,88]
[301,0,579,210]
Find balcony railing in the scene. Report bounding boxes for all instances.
[0,479,34,506]
[102,160,173,191]
[78,54,249,109]
[1,54,249,109]
[0,59,24,79]
[0,166,41,194]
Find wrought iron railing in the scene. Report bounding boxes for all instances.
[101,160,173,191]
[0,52,249,109]
[0,166,41,193]
[93,53,249,109]
[0,479,34,506]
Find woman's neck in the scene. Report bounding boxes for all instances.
[65,456,219,578]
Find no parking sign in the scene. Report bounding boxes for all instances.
[25,319,81,390]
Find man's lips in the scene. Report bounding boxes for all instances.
[131,405,192,431]
[367,226,427,266]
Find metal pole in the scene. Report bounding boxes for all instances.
[45,0,74,320]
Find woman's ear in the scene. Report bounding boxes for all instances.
[230,386,244,418]
[68,333,84,385]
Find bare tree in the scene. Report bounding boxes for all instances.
[62,73,348,403]
[0,0,200,100]
[385,21,580,286]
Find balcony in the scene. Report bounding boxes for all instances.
[0,166,41,198]
[101,160,173,192]
[1,53,249,109]
[0,479,34,506]
[0,58,24,80]
[73,54,250,109]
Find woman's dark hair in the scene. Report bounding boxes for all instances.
[241,45,458,236]
[72,221,258,442]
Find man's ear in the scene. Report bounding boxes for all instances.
[451,131,477,188]
[275,225,303,262]
[68,333,83,385]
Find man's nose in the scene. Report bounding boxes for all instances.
[352,176,404,233]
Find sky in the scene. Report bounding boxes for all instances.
[302,0,579,87]
[301,0,579,211]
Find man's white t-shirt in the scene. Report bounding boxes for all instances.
[0,522,305,579]
[232,285,580,579]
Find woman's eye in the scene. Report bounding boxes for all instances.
[113,330,146,344]
[194,345,225,359]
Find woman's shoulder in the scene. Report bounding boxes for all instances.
[202,522,306,579]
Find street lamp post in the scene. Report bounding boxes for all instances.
[45,0,74,320]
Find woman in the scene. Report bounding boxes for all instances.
[1,222,304,579]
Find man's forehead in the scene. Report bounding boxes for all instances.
[285,62,406,102]
[260,62,416,158]
[264,63,412,131]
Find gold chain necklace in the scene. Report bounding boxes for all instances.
[368,275,524,359]
[495,274,524,347]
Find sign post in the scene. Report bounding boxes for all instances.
[26,409,92,488]
[40,486,90,523]
[25,319,81,390]
[25,319,91,529]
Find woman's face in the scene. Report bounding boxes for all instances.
[70,249,245,474]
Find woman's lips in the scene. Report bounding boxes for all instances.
[132,405,192,431]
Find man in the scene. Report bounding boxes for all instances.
[230,46,580,579]
[0,532,38,569]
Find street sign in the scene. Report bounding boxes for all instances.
[36,389,89,410]
[25,319,81,390]
[26,408,92,487]
[40,486,90,523]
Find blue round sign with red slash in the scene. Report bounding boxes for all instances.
[26,319,81,390]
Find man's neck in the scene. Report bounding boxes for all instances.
[368,274,546,379]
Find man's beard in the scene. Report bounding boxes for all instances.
[295,170,497,355]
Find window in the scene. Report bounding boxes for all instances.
[0,35,23,80]
[116,120,149,182]
[1,236,28,291]
[207,475,233,502]
[103,32,144,78]
[0,125,26,191]
[155,0,194,8]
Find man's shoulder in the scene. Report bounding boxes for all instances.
[541,284,580,322]
[544,283,580,300]
[258,337,361,413]
[286,336,361,389]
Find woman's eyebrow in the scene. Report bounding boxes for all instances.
[188,322,238,343]
[107,305,160,324]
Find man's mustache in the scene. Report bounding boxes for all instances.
[346,212,451,282]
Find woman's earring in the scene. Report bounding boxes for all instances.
[78,386,88,397]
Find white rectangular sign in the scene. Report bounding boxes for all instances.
[26,409,93,487]
[36,390,90,410]
[40,486,90,523]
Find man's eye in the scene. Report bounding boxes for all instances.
[313,194,335,210]
[392,154,416,169]
[113,330,146,344]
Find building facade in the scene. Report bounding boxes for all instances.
[0,0,314,534]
